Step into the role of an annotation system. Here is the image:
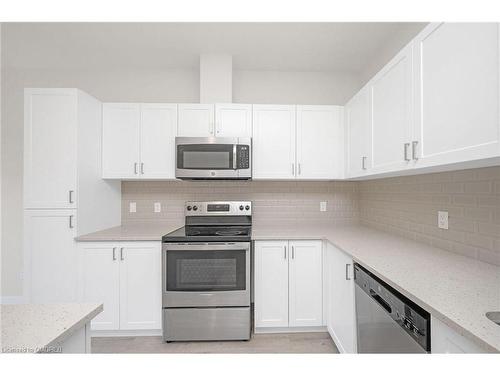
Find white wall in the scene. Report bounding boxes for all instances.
[0,65,362,296]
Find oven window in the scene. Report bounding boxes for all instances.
[177,144,233,170]
[166,250,246,291]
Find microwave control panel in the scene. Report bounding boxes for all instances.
[236,145,250,169]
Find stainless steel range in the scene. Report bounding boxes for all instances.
[161,201,252,342]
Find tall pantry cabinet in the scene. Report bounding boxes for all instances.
[24,89,121,303]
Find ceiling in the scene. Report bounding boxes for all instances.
[2,22,427,74]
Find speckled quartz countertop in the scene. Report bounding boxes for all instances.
[75,222,181,241]
[1,303,103,353]
[253,223,500,353]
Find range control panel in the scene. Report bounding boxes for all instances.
[185,201,252,216]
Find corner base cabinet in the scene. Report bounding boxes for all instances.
[431,316,487,353]
[79,241,162,333]
[254,240,323,331]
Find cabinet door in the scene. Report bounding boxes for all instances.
[288,240,323,327]
[371,45,414,174]
[252,105,296,179]
[81,243,120,331]
[102,103,141,179]
[346,87,372,178]
[296,105,344,179]
[119,242,162,330]
[24,210,78,303]
[413,23,500,167]
[214,103,252,137]
[254,241,289,328]
[177,104,215,137]
[24,89,77,209]
[140,104,177,179]
[329,243,356,353]
[431,316,486,353]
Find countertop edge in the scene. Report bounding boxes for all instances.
[39,303,103,352]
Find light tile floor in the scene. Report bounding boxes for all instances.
[92,332,338,354]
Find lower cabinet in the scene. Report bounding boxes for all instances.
[431,316,486,353]
[79,241,162,332]
[254,240,323,330]
[325,242,357,353]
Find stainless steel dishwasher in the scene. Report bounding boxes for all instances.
[354,263,431,353]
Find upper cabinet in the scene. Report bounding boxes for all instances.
[24,89,78,209]
[296,106,344,179]
[102,103,177,179]
[413,23,500,167]
[346,22,500,179]
[214,103,252,137]
[370,44,414,174]
[177,104,215,137]
[253,105,297,179]
[346,86,372,178]
[178,103,252,137]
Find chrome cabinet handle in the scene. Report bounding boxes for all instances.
[404,143,411,161]
[69,190,75,204]
[134,162,138,174]
[69,215,74,229]
[292,163,295,176]
[412,141,419,160]
[120,247,124,261]
[140,162,144,174]
[362,156,367,170]
[298,163,301,175]
[284,245,287,259]
[292,246,295,259]
[112,247,116,261]
[345,263,351,280]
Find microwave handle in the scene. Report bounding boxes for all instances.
[233,144,237,170]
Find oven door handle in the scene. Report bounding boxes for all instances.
[164,243,250,251]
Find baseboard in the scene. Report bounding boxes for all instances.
[0,295,26,304]
[327,326,346,353]
[254,326,327,334]
[90,329,162,338]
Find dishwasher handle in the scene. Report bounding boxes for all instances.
[369,289,392,314]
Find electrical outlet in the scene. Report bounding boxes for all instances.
[154,202,161,213]
[320,201,327,212]
[129,202,136,213]
[438,211,449,230]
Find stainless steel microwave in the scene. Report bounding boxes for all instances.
[175,137,252,180]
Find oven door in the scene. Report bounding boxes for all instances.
[175,137,251,179]
[162,242,250,308]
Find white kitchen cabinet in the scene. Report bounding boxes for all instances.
[346,86,372,178]
[119,243,162,330]
[102,103,177,179]
[326,242,356,353]
[288,240,323,327]
[370,44,414,174]
[254,240,323,330]
[139,104,177,179]
[23,89,121,304]
[102,103,141,179]
[296,106,344,179]
[431,316,486,353]
[24,210,78,304]
[81,243,120,330]
[254,241,289,328]
[177,103,215,137]
[252,105,297,179]
[413,23,500,168]
[80,241,162,332]
[214,103,252,137]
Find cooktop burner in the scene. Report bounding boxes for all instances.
[162,226,251,242]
